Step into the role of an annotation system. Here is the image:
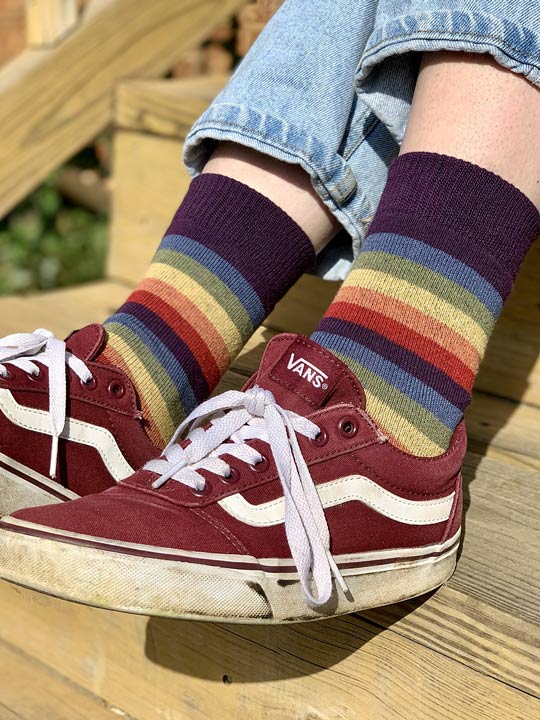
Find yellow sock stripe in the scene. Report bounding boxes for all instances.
[105,326,184,446]
[152,251,255,336]
[334,352,451,453]
[147,263,246,355]
[346,268,489,354]
[363,388,447,457]
[334,286,481,374]
[360,251,496,335]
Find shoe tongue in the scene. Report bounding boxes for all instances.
[65,324,106,361]
[247,333,366,414]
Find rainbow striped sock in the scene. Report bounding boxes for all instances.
[312,152,540,456]
[100,174,314,446]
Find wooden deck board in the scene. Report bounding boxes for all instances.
[0,580,538,720]
[108,131,192,284]
[456,450,540,625]
[0,638,128,720]
[115,76,229,139]
[0,280,131,337]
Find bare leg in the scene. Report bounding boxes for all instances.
[203,142,342,253]
[401,52,540,207]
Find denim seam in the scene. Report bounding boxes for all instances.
[363,10,540,62]
[341,111,380,164]
[187,119,347,197]
[361,32,540,81]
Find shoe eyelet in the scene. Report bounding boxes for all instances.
[338,416,358,438]
[251,455,270,473]
[108,380,125,398]
[81,376,97,390]
[221,467,240,485]
[191,481,211,497]
[0,370,12,381]
[310,428,328,447]
[27,370,42,382]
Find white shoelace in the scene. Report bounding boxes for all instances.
[145,386,349,607]
[0,329,92,478]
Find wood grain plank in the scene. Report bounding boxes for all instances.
[466,390,540,470]
[363,585,540,700]
[115,76,228,137]
[0,581,538,720]
[0,638,127,720]
[109,131,191,283]
[0,0,245,217]
[0,280,131,337]
[453,449,540,626]
[25,0,78,47]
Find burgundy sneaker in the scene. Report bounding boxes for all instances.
[0,334,463,623]
[0,324,159,514]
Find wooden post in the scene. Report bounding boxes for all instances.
[0,0,26,66]
[25,0,78,46]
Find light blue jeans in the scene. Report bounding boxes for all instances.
[184,0,540,279]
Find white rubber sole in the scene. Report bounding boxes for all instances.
[0,520,459,623]
[0,459,78,516]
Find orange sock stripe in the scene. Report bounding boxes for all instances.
[336,286,481,372]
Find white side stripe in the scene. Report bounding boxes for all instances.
[0,390,134,482]
[219,474,455,527]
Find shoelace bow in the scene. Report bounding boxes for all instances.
[0,329,92,477]
[145,386,349,607]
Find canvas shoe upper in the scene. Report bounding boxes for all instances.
[0,333,464,623]
[0,324,159,514]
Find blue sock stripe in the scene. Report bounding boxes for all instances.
[159,234,266,325]
[311,331,463,430]
[107,313,198,411]
[363,232,503,316]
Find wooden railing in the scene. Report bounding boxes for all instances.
[0,0,246,218]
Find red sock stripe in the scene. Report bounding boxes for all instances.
[327,301,476,391]
[128,287,223,390]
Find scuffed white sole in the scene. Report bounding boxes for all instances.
[0,520,459,623]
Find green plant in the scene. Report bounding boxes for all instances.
[0,161,108,296]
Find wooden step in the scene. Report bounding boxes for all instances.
[0,0,243,218]
[0,280,131,337]
[0,638,130,720]
[109,76,228,284]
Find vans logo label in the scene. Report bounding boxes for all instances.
[287,353,329,390]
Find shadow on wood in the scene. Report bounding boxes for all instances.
[143,601,419,682]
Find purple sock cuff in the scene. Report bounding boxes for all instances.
[368,152,540,293]
[166,173,315,313]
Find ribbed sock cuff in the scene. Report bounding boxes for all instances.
[166,173,316,314]
[368,152,540,296]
